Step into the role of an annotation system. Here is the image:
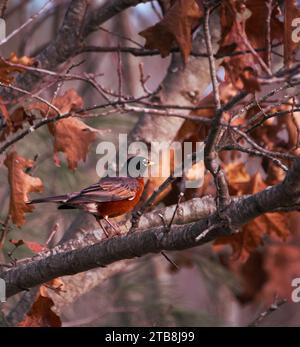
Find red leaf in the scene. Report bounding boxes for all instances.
[9,239,47,253]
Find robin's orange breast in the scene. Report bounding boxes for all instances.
[96,177,144,218]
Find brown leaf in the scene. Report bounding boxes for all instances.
[218,0,283,92]
[0,107,35,142]
[0,53,34,84]
[18,295,61,327]
[18,278,63,327]
[139,0,203,63]
[214,173,291,261]
[28,89,100,170]
[4,151,44,227]
[245,0,283,62]
[0,58,23,84]
[218,1,258,92]
[246,102,299,161]
[27,89,83,117]
[50,118,99,170]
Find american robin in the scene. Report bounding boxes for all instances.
[27,156,154,236]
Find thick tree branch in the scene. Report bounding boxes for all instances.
[82,0,150,36]
[2,157,300,298]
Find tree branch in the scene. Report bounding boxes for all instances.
[2,156,300,299]
[203,4,230,211]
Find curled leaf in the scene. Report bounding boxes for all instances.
[4,151,44,227]
[139,0,203,63]
[28,89,102,170]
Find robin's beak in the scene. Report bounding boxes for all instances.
[147,160,155,166]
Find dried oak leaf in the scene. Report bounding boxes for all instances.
[0,107,35,142]
[18,279,64,327]
[18,296,61,327]
[0,53,34,83]
[139,0,203,63]
[218,0,282,92]
[214,173,291,261]
[18,293,61,327]
[4,151,44,227]
[284,0,300,66]
[245,0,283,61]
[218,2,258,92]
[27,89,83,117]
[28,89,101,170]
[50,117,100,170]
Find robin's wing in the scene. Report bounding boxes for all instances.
[66,177,140,204]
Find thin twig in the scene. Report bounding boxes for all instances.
[0,215,10,249]
[266,0,273,69]
[221,144,289,171]
[203,4,231,211]
[0,82,61,116]
[160,251,179,270]
[249,298,287,327]
[0,0,53,46]
[117,46,123,101]
[167,192,184,231]
[81,44,282,59]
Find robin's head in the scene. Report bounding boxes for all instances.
[125,156,154,177]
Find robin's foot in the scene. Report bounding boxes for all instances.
[96,218,109,238]
[104,216,121,236]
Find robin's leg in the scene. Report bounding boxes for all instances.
[95,216,109,238]
[103,216,121,236]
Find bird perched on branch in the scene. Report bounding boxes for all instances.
[27,156,154,237]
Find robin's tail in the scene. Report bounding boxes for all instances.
[27,194,69,204]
